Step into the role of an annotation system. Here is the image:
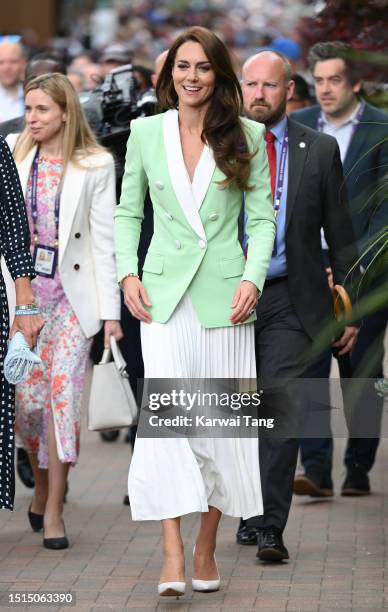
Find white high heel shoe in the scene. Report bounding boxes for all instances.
[192,546,220,592]
[158,581,186,597]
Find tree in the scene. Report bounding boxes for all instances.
[297,0,388,82]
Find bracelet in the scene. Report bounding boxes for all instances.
[15,303,39,310]
[15,308,41,316]
[119,272,139,288]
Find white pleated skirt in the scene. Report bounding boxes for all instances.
[128,293,263,521]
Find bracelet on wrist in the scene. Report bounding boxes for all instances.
[119,273,139,288]
[15,307,41,316]
[16,303,38,310]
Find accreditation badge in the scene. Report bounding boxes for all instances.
[33,244,58,278]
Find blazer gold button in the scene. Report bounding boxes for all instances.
[74,264,80,270]
[198,239,206,249]
[209,213,218,220]
[74,232,81,238]
[175,240,181,250]
[155,181,164,190]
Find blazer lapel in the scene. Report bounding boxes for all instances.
[17,146,38,196]
[14,146,85,266]
[343,104,372,177]
[192,144,216,211]
[163,109,206,240]
[285,119,309,232]
[58,161,86,265]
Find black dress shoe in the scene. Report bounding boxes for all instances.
[256,528,289,562]
[236,520,258,545]
[28,504,43,532]
[100,430,120,442]
[43,535,69,550]
[43,519,69,549]
[17,448,34,488]
[123,494,130,506]
[341,465,370,496]
[294,469,334,498]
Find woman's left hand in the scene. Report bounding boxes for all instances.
[10,314,45,348]
[103,320,124,348]
[230,281,259,324]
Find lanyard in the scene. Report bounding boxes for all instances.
[317,100,365,138]
[273,126,288,218]
[30,149,61,248]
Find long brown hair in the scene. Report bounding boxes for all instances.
[156,26,255,191]
[14,73,105,169]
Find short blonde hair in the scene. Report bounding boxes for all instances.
[14,73,105,169]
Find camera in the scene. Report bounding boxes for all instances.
[80,64,157,193]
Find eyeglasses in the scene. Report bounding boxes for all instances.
[0,35,21,43]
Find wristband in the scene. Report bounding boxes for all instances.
[15,308,41,316]
[16,303,39,310]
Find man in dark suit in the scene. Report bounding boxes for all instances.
[293,42,388,498]
[236,50,359,561]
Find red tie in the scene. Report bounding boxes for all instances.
[265,130,276,198]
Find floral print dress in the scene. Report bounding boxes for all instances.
[15,155,92,469]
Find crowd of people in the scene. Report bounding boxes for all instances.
[0,16,387,601]
[45,1,309,70]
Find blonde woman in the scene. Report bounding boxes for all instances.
[8,73,122,549]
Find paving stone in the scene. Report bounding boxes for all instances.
[0,423,387,612]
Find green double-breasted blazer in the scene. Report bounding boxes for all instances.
[115,109,276,328]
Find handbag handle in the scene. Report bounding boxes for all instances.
[99,336,128,376]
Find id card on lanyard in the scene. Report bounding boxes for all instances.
[273,127,288,219]
[30,150,61,279]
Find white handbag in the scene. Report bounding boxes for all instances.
[87,336,138,431]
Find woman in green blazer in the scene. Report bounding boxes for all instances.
[115,27,276,597]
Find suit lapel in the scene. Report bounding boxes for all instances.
[285,119,309,232]
[343,104,372,177]
[58,161,86,265]
[192,143,216,211]
[163,109,206,240]
[17,146,38,195]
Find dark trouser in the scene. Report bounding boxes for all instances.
[299,351,333,480]
[344,304,387,470]
[299,304,387,477]
[246,278,313,533]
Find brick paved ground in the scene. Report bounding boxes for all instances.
[1,388,387,611]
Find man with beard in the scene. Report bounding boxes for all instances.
[236,50,358,561]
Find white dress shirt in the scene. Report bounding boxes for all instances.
[319,102,361,163]
[319,102,361,250]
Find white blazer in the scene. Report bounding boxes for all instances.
[6,134,120,338]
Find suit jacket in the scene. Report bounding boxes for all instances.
[292,102,388,262]
[115,109,276,328]
[281,118,358,339]
[6,133,121,338]
[0,115,25,138]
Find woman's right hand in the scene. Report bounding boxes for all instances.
[122,276,152,323]
[10,313,45,348]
